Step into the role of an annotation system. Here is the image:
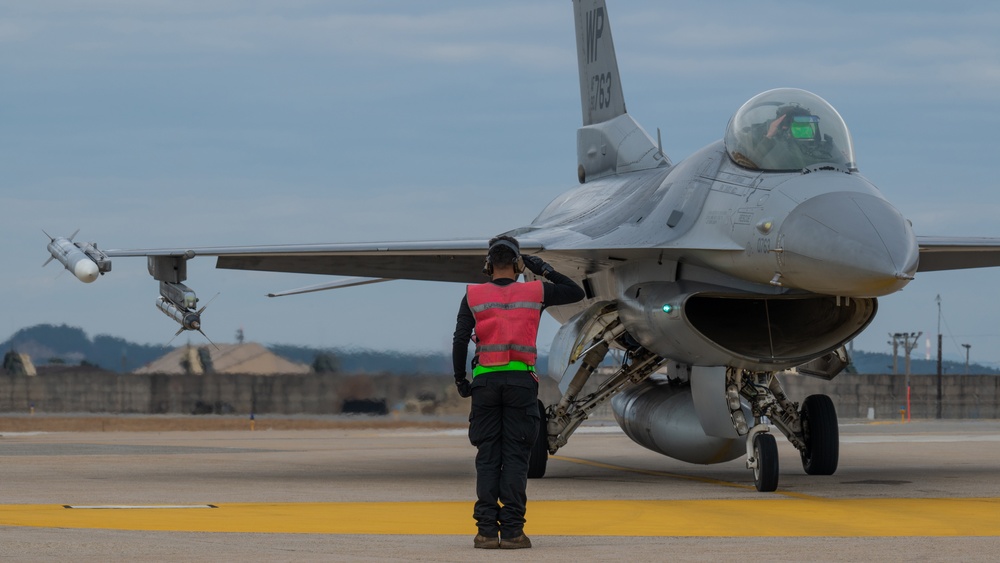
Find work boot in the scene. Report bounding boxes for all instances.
[474,533,499,549]
[499,534,532,549]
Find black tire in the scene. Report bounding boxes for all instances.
[752,433,779,492]
[527,399,548,479]
[799,394,839,475]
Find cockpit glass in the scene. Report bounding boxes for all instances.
[724,88,857,172]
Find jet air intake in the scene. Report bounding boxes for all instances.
[618,281,876,371]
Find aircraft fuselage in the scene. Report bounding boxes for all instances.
[526,141,917,371]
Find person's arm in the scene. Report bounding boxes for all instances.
[452,295,475,380]
[541,269,585,307]
[522,255,585,307]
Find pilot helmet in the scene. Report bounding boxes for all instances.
[775,105,820,141]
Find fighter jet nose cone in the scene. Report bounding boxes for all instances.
[777,192,918,297]
[74,259,100,283]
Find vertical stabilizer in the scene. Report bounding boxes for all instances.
[573,0,626,126]
[572,0,668,182]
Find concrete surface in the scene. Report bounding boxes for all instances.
[1,419,999,561]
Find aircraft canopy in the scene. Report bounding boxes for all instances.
[724,88,856,172]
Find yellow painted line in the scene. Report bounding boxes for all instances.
[1,498,999,536]
[64,505,217,509]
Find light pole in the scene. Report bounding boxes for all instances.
[893,331,921,422]
[888,333,899,374]
[962,343,971,374]
[936,295,942,419]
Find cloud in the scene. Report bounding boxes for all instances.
[7,0,1000,361]
[610,3,1000,100]
[1,2,569,70]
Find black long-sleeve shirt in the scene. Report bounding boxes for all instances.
[452,271,585,379]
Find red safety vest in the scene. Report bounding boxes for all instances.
[466,281,544,367]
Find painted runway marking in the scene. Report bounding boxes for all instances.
[63,505,218,509]
[841,435,1000,443]
[2,498,998,536]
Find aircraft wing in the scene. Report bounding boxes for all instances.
[104,238,543,285]
[917,236,1000,272]
[101,235,720,291]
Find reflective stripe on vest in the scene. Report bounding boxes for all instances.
[469,301,543,314]
[466,281,544,367]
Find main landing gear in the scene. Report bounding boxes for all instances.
[528,399,549,479]
[726,368,839,492]
[529,314,666,478]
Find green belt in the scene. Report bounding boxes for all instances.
[473,361,534,377]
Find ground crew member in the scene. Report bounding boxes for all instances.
[452,235,584,549]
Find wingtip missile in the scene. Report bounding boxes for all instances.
[74,258,101,283]
[44,232,111,283]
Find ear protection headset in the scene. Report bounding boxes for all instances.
[482,239,525,276]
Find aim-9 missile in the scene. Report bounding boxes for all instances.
[43,230,111,283]
[156,296,202,332]
[158,281,202,332]
[157,281,219,348]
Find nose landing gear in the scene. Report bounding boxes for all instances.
[727,368,839,491]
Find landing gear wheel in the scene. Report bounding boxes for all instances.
[527,399,548,479]
[799,394,839,475]
[752,433,779,492]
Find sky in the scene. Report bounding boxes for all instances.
[4,0,1000,368]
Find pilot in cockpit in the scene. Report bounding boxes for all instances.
[750,104,830,170]
[725,88,857,172]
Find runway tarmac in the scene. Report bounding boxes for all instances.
[1,418,999,561]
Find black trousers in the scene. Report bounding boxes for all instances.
[467,370,540,538]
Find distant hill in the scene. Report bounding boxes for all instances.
[1,324,453,374]
[3,324,997,376]
[2,324,172,372]
[268,344,451,374]
[847,349,999,375]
